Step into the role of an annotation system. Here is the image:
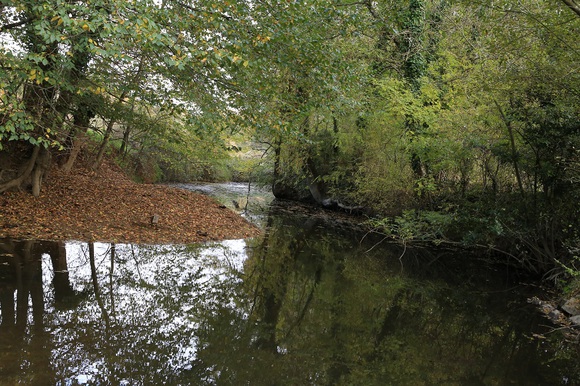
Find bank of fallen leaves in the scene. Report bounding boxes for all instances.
[0,163,260,244]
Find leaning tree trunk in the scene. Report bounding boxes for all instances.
[0,145,52,197]
[61,131,86,173]
[0,146,40,194]
[61,100,94,173]
[92,118,116,171]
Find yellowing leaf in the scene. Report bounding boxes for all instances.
[51,16,63,26]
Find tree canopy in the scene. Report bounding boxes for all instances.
[1,0,580,274]
[0,0,363,189]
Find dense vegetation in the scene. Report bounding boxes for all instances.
[1,1,579,282]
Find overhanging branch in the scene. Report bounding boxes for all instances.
[0,18,30,32]
[562,0,580,17]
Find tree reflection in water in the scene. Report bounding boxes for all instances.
[0,209,579,384]
[0,239,70,384]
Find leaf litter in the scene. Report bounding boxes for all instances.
[0,161,261,244]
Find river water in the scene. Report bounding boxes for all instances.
[0,182,578,385]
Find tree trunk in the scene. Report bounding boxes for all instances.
[61,98,94,173]
[31,147,51,197]
[61,132,87,173]
[31,166,42,197]
[92,118,116,170]
[119,125,131,157]
[119,100,137,158]
[0,146,40,194]
[494,100,526,199]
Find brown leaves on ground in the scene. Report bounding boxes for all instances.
[0,163,261,244]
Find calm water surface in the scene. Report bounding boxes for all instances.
[0,183,578,385]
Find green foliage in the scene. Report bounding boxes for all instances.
[225,151,264,183]
[557,231,580,286]
[323,0,580,274]
[401,0,428,91]
[369,209,455,243]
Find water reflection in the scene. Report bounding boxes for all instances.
[0,207,578,384]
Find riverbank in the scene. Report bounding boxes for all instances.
[0,160,260,244]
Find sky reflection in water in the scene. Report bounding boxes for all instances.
[0,201,579,385]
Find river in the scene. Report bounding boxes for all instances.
[0,182,578,385]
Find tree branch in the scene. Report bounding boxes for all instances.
[561,0,580,17]
[0,18,30,32]
[494,99,526,199]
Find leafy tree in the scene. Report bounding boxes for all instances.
[0,0,258,193]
